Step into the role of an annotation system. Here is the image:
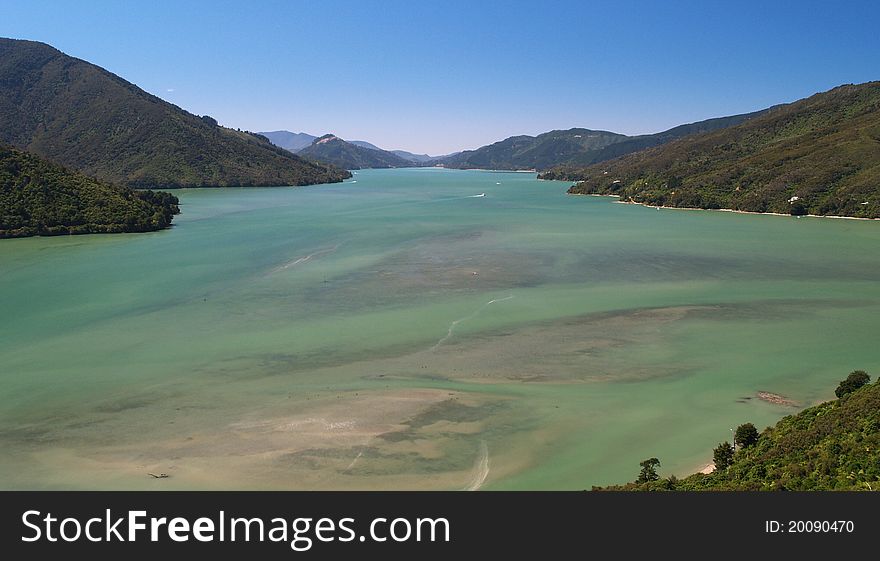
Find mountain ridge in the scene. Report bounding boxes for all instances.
[436,110,767,171]
[0,38,350,188]
[555,81,880,218]
[297,134,413,170]
[258,130,317,152]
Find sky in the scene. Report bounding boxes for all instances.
[2,0,879,155]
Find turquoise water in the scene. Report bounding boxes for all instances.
[1,168,879,489]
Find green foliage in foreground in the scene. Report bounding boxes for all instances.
[836,370,871,398]
[713,442,734,471]
[1,144,179,238]
[637,458,661,483]
[598,371,880,491]
[734,423,759,449]
[546,82,880,219]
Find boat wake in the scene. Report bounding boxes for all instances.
[463,440,490,491]
[431,295,513,351]
[272,243,343,273]
[344,449,364,473]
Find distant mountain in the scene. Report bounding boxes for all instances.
[258,130,317,152]
[391,150,436,163]
[261,134,435,165]
[438,112,766,171]
[349,140,384,151]
[353,143,446,164]
[558,82,880,218]
[558,110,769,168]
[0,39,350,188]
[1,143,178,238]
[298,135,413,170]
[438,129,629,170]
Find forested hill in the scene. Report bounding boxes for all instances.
[1,143,179,238]
[0,38,350,188]
[298,135,413,170]
[555,82,880,218]
[437,112,764,171]
[438,128,627,170]
[599,371,879,491]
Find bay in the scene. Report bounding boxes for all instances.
[1,168,878,489]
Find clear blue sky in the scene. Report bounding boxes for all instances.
[2,0,879,154]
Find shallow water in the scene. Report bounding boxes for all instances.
[1,168,878,489]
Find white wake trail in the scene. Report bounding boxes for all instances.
[272,242,343,273]
[464,440,490,491]
[431,295,513,351]
[344,450,364,472]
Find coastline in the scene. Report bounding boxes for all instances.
[567,192,879,221]
[454,167,538,173]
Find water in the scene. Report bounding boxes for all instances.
[1,168,878,489]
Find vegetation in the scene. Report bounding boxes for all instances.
[298,135,413,170]
[1,143,178,238]
[713,442,734,471]
[836,370,871,398]
[637,458,661,483]
[439,113,762,171]
[0,39,350,188]
[439,128,627,170]
[555,81,880,218]
[734,423,759,448]
[597,370,879,490]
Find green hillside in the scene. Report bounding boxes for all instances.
[439,128,627,170]
[0,38,350,188]
[599,371,879,491]
[557,82,880,218]
[438,113,763,171]
[1,143,178,238]
[298,135,413,169]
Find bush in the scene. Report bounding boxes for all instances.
[835,370,871,398]
[734,423,760,448]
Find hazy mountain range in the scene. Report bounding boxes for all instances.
[258,130,449,165]
[261,110,765,173]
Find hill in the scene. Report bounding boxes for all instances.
[557,82,880,218]
[391,150,435,163]
[0,38,350,188]
[598,371,879,491]
[349,140,384,151]
[258,130,317,152]
[436,113,763,171]
[549,111,769,170]
[1,143,178,238]
[439,128,628,170]
[298,134,413,169]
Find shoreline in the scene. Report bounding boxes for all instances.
[444,167,538,173]
[568,192,879,221]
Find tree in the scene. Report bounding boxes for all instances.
[735,423,759,449]
[790,201,808,216]
[713,442,734,471]
[835,370,871,398]
[637,458,661,483]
